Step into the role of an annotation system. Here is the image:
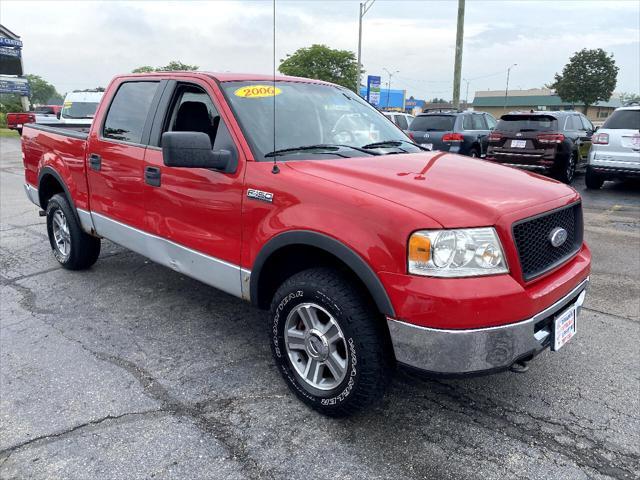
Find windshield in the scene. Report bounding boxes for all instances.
[410,115,456,132]
[497,115,557,132]
[603,110,640,130]
[221,81,420,161]
[61,101,99,119]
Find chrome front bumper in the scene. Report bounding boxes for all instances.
[387,277,589,376]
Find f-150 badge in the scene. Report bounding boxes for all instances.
[247,189,274,203]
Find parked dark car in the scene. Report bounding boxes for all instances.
[486,111,595,183]
[406,110,497,157]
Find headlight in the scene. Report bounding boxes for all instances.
[408,227,508,277]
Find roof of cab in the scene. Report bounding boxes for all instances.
[119,71,333,85]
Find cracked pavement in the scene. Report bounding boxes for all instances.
[1,136,639,479]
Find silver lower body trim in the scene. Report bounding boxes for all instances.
[387,277,589,375]
[91,212,248,299]
[77,208,95,234]
[23,183,40,207]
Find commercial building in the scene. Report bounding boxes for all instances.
[0,24,29,110]
[360,86,406,111]
[472,88,622,123]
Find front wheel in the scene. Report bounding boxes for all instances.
[46,193,101,270]
[269,268,391,417]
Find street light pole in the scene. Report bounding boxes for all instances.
[357,0,376,94]
[383,68,398,109]
[503,63,517,112]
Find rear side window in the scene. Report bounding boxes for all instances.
[485,114,497,129]
[395,115,408,130]
[603,110,640,130]
[410,115,456,131]
[463,114,486,130]
[103,82,159,144]
[564,115,582,131]
[496,115,557,132]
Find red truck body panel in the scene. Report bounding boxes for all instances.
[21,71,590,334]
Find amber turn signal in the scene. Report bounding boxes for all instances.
[409,233,431,263]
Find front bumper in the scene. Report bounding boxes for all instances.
[387,277,588,376]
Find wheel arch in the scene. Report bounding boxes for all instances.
[38,167,81,225]
[250,231,396,318]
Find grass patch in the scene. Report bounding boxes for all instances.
[0,128,19,138]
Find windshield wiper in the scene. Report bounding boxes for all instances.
[361,139,429,151]
[264,144,379,158]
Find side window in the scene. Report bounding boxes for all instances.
[103,82,159,144]
[580,115,593,131]
[484,114,497,129]
[565,115,581,131]
[395,115,408,130]
[472,114,487,130]
[163,84,234,152]
[462,115,472,130]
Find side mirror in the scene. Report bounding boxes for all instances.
[161,131,232,171]
[594,126,599,132]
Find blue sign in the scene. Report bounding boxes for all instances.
[0,46,20,58]
[366,75,381,106]
[0,37,23,48]
[0,78,30,95]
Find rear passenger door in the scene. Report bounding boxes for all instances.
[86,80,162,232]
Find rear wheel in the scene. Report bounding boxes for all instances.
[555,151,577,184]
[46,193,101,270]
[585,166,605,189]
[269,268,391,417]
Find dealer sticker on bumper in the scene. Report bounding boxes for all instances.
[553,305,577,351]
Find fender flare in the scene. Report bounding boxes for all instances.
[37,166,82,225]
[250,230,396,317]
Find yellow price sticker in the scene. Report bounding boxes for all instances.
[234,85,282,98]
[63,101,72,107]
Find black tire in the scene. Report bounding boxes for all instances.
[555,151,577,184]
[469,147,480,158]
[585,166,605,190]
[269,268,391,417]
[46,193,101,270]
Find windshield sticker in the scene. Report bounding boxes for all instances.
[234,85,282,98]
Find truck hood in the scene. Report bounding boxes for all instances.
[287,151,577,227]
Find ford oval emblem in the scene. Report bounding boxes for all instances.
[549,227,568,248]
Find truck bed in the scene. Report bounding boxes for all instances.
[25,122,92,139]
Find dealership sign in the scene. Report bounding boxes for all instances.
[0,37,23,48]
[366,75,381,107]
[0,76,30,95]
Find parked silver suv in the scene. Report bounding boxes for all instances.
[586,106,640,189]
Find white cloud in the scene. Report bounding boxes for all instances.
[1,0,638,100]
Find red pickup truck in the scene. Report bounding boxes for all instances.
[22,72,590,416]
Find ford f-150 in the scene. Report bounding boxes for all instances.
[21,72,591,416]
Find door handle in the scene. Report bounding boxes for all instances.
[144,166,161,187]
[89,154,101,171]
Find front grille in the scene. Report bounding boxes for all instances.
[512,203,583,281]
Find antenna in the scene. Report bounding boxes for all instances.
[271,0,280,174]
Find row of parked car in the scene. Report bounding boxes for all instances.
[6,90,103,134]
[383,106,640,188]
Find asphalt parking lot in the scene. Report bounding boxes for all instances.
[1,135,638,480]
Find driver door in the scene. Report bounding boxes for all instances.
[142,79,245,296]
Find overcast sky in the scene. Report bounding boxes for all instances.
[2,0,638,100]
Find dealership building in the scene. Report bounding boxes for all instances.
[472,88,622,123]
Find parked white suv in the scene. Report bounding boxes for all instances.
[586,106,640,189]
[59,91,104,125]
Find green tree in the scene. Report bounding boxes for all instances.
[279,44,359,92]
[25,75,63,105]
[132,61,199,73]
[549,48,619,114]
[0,94,23,114]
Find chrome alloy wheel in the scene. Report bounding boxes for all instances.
[52,209,71,260]
[284,303,349,391]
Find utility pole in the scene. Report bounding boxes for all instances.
[383,68,398,109]
[357,0,376,93]
[503,63,517,112]
[452,0,465,109]
[463,78,470,107]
